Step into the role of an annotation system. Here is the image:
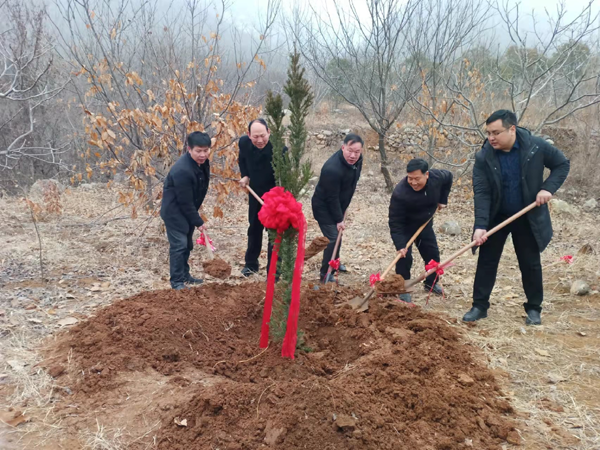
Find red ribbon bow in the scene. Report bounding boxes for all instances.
[257,187,306,360]
[196,234,216,251]
[369,272,381,287]
[425,260,445,275]
[329,258,340,270]
[560,255,573,264]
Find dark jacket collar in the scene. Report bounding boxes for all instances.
[337,149,363,169]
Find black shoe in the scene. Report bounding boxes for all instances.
[424,283,443,296]
[241,266,258,277]
[186,275,204,285]
[525,309,542,326]
[398,293,412,303]
[338,263,348,273]
[462,307,487,322]
[172,283,187,291]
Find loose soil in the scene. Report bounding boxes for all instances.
[376,273,407,295]
[202,257,232,279]
[44,283,518,449]
[304,236,330,260]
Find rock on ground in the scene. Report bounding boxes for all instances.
[440,220,461,236]
[570,280,591,296]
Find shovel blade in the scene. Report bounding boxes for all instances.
[348,295,368,310]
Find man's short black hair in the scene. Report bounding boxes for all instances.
[187,131,211,148]
[406,158,429,174]
[486,110,518,128]
[248,118,269,134]
[343,133,364,147]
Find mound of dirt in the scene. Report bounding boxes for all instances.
[47,283,518,449]
[375,273,406,295]
[202,257,232,279]
[304,236,330,260]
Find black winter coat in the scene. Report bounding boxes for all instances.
[160,152,210,231]
[473,127,570,252]
[238,135,278,196]
[312,149,362,224]
[389,169,453,250]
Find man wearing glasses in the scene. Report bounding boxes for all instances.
[312,133,363,283]
[463,110,570,325]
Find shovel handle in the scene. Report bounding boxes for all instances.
[325,212,347,278]
[381,216,434,279]
[404,202,538,289]
[201,229,215,259]
[355,216,433,310]
[246,185,264,205]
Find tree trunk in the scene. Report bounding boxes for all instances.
[378,133,394,192]
[145,173,154,210]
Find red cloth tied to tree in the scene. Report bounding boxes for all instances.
[328,258,340,270]
[257,187,307,359]
[369,272,381,287]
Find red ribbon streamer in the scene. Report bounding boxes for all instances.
[369,272,381,287]
[424,259,445,305]
[281,217,307,359]
[259,234,282,349]
[257,187,306,359]
[328,258,340,270]
[196,233,216,251]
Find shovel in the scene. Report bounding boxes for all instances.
[354,202,538,311]
[200,230,233,279]
[322,222,345,283]
[348,216,433,311]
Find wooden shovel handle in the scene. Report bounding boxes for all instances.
[354,216,434,310]
[325,212,347,278]
[404,202,538,289]
[246,186,264,205]
[381,216,434,279]
[201,229,215,259]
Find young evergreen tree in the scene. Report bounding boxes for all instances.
[264,49,314,342]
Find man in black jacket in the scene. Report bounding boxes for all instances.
[389,159,453,302]
[238,119,278,276]
[312,133,363,282]
[160,132,211,290]
[464,110,570,325]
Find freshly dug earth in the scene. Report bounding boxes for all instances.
[304,236,330,260]
[202,257,232,279]
[375,273,407,295]
[47,283,518,449]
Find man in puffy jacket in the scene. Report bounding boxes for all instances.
[160,132,211,290]
[464,110,570,325]
[312,133,363,283]
[389,158,453,303]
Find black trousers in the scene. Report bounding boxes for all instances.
[395,222,440,287]
[318,223,342,278]
[473,215,543,312]
[245,193,273,272]
[166,223,195,287]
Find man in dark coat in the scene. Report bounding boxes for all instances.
[389,158,453,302]
[238,119,280,276]
[312,133,363,283]
[464,110,570,325]
[160,132,211,290]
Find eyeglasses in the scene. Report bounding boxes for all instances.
[486,128,508,138]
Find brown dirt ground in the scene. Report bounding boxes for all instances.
[42,283,517,450]
[203,257,232,279]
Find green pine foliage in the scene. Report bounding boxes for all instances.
[263,49,314,343]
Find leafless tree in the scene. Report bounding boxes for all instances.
[413,0,600,169]
[0,0,70,172]
[295,0,485,191]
